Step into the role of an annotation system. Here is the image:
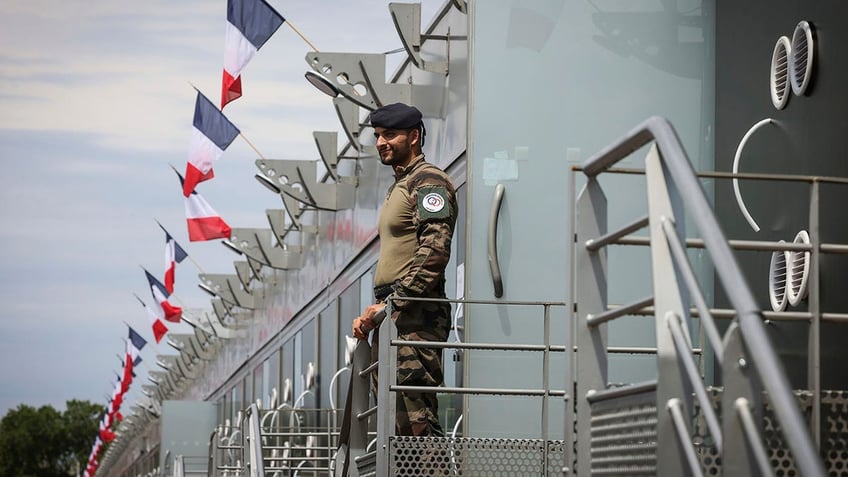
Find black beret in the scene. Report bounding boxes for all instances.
[368,102,422,129]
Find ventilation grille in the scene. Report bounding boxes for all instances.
[787,230,811,306]
[770,36,791,110]
[790,21,814,95]
[768,241,789,312]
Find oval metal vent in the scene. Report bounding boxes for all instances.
[768,241,789,312]
[787,230,811,306]
[770,36,791,110]
[789,21,814,96]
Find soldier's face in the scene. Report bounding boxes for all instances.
[374,127,415,167]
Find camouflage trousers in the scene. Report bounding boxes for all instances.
[370,301,450,437]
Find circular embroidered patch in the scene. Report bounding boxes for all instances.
[422,192,445,213]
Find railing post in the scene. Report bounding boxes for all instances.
[207,428,218,477]
[807,180,821,449]
[349,339,372,476]
[721,322,766,476]
[245,404,266,477]
[645,145,695,476]
[375,300,397,477]
[575,178,608,477]
[173,455,183,477]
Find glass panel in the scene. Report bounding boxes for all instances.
[253,362,264,409]
[339,280,361,369]
[299,319,317,409]
[319,300,340,410]
[265,349,280,406]
[281,338,295,406]
[262,359,271,408]
[466,0,715,437]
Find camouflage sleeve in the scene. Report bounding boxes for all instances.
[393,176,457,308]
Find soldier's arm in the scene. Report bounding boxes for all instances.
[393,181,456,308]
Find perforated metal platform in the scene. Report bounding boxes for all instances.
[383,390,848,476]
[390,436,567,476]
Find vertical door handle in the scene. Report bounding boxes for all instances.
[488,184,505,297]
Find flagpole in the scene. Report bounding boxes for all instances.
[285,20,319,52]
[185,254,206,275]
[169,293,186,307]
[239,132,266,160]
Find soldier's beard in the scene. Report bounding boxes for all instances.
[379,149,396,165]
[380,143,412,167]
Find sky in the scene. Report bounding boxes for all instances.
[0,0,440,418]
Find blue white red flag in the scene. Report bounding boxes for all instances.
[221,0,285,108]
[175,170,232,241]
[122,340,135,392]
[136,294,168,343]
[144,269,183,323]
[158,223,188,294]
[183,91,240,197]
[128,326,146,366]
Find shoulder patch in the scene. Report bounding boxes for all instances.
[417,185,450,220]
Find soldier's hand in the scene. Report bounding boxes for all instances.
[352,304,383,340]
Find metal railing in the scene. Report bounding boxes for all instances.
[356,298,570,476]
[208,415,245,477]
[217,401,348,477]
[572,116,826,476]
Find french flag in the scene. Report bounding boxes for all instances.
[128,326,147,366]
[121,352,134,393]
[221,0,285,108]
[159,224,188,294]
[176,170,232,242]
[183,91,240,197]
[144,269,183,323]
[137,294,168,343]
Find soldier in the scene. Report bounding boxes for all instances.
[352,102,458,437]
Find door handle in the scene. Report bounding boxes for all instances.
[488,183,505,297]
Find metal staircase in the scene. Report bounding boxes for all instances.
[573,116,825,476]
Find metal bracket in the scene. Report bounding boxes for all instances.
[314,130,359,185]
[207,304,244,339]
[267,207,317,244]
[304,51,446,116]
[199,273,256,309]
[389,2,448,74]
[228,227,304,270]
[169,333,215,362]
[234,261,255,289]
[256,158,356,211]
[333,97,377,155]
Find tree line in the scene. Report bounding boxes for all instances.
[0,400,105,477]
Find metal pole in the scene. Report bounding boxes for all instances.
[566,165,577,477]
[808,180,821,449]
[542,303,550,477]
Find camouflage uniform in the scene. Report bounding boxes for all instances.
[372,153,457,437]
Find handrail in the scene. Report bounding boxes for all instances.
[586,296,653,327]
[667,399,705,477]
[734,398,775,476]
[667,313,722,451]
[580,116,825,476]
[660,218,724,363]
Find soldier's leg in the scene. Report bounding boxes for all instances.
[395,336,444,437]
